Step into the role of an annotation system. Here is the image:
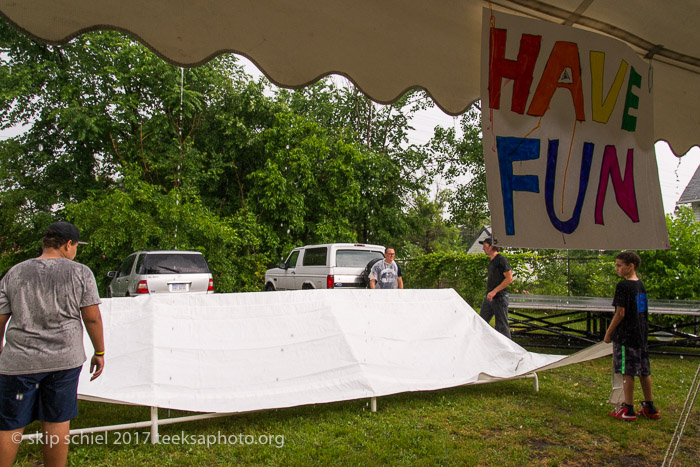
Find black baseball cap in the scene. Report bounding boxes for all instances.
[43,221,87,245]
[479,237,493,245]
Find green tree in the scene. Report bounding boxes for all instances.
[426,104,489,233]
[246,112,361,252]
[403,191,461,255]
[64,173,268,293]
[0,21,442,288]
[0,21,269,288]
[639,206,700,300]
[278,80,435,248]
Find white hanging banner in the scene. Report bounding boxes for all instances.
[481,9,669,250]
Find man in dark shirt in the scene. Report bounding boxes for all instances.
[478,237,513,338]
[604,251,659,421]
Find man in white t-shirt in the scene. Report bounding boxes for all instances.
[369,247,404,289]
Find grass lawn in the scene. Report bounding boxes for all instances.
[12,350,700,466]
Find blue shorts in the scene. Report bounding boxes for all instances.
[0,366,82,430]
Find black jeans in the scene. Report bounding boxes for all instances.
[480,294,511,339]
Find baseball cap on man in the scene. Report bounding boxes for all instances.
[43,221,87,244]
[478,237,493,245]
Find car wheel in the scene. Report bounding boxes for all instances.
[301,284,314,290]
[264,283,275,292]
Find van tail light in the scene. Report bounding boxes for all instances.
[136,280,149,294]
[326,275,335,289]
[208,278,214,292]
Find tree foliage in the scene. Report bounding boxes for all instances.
[638,206,700,300]
[0,21,454,290]
[426,105,489,232]
[402,191,462,256]
[403,251,618,306]
[3,19,697,304]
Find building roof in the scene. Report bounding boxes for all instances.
[678,165,700,204]
[467,226,491,255]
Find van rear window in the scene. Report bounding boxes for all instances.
[336,250,384,267]
[138,254,210,274]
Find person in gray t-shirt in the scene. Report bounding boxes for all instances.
[0,221,105,466]
[369,247,404,289]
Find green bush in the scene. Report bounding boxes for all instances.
[402,252,617,306]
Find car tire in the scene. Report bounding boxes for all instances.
[264,283,275,292]
[301,284,314,290]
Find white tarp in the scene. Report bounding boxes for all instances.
[78,289,611,413]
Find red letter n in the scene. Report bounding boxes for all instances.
[595,146,639,225]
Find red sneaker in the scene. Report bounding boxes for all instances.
[637,402,660,419]
[609,405,636,421]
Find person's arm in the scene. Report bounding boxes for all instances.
[369,265,378,289]
[0,313,10,355]
[487,270,513,301]
[0,280,9,354]
[80,304,105,380]
[604,306,625,343]
[397,276,404,289]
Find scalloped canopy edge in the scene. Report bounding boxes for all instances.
[1,0,698,154]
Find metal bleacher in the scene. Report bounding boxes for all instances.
[508,294,700,354]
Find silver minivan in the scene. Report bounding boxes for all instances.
[107,250,214,297]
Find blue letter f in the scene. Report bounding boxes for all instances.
[496,137,540,235]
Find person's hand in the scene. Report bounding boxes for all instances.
[603,334,612,344]
[487,291,495,302]
[90,355,104,380]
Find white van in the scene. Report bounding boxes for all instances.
[264,243,385,291]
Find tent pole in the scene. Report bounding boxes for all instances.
[370,397,377,413]
[20,412,236,442]
[151,406,159,444]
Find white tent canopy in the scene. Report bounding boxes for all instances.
[1,0,698,155]
[77,289,611,413]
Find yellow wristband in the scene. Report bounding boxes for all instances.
[94,351,105,356]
